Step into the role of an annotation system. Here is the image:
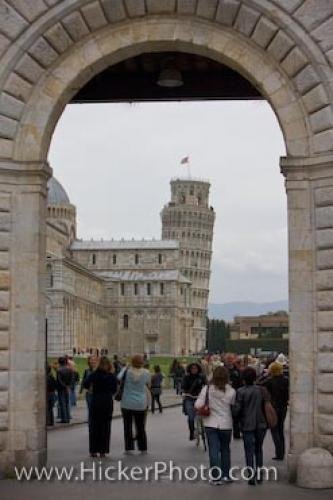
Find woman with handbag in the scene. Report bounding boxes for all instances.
[117,354,151,454]
[195,366,236,485]
[262,361,289,460]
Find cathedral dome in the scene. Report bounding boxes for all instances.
[47,177,70,205]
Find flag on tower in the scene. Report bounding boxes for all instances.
[180,156,189,165]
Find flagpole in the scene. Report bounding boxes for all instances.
[180,155,191,178]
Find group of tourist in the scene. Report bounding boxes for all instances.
[47,350,289,486]
[48,353,163,457]
[169,351,289,485]
[187,352,289,485]
[47,355,80,425]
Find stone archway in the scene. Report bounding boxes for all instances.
[0,1,333,484]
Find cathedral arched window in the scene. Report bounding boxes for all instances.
[120,283,125,296]
[147,283,151,296]
[92,253,96,265]
[135,253,139,264]
[112,254,117,265]
[158,253,163,264]
[123,314,129,329]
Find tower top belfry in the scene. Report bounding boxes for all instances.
[169,177,211,209]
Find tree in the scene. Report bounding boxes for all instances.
[206,318,230,352]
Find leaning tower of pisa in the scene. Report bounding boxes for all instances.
[161,178,215,353]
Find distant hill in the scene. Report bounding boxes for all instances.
[208,300,289,322]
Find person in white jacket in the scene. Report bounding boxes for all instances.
[195,366,236,485]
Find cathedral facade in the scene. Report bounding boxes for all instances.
[46,177,215,357]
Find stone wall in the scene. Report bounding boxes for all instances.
[112,307,183,356]
[0,192,11,470]
[46,258,108,356]
[0,162,49,473]
[107,278,192,355]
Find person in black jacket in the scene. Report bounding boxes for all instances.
[262,361,289,460]
[83,356,118,458]
[182,362,206,440]
[233,367,269,485]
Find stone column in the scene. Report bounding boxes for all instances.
[0,160,51,474]
[281,155,333,481]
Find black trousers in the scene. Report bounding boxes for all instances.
[271,408,287,459]
[151,394,162,413]
[122,408,147,451]
[89,397,113,454]
[47,393,55,426]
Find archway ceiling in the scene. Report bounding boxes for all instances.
[72,52,262,102]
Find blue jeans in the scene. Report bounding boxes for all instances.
[58,388,70,423]
[205,427,232,479]
[183,398,196,436]
[242,428,266,472]
[184,398,196,419]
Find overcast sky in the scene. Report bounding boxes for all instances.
[48,100,287,304]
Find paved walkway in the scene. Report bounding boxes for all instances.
[1,406,332,499]
[50,389,182,430]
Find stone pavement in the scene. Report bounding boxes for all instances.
[1,406,332,500]
[50,389,182,430]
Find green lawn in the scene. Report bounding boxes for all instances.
[48,354,198,389]
[146,355,197,377]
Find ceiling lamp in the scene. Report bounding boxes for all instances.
[157,59,183,88]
